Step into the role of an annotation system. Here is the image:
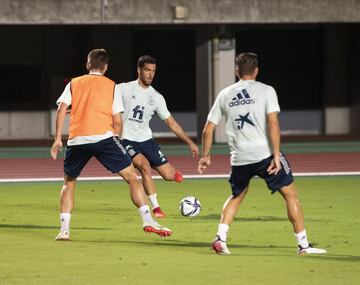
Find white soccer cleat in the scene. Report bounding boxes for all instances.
[55,231,70,241]
[298,244,327,255]
[211,235,231,255]
[143,222,172,237]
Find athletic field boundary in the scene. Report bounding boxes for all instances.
[1,172,360,183]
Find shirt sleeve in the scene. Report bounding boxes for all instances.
[156,94,171,120]
[113,84,124,114]
[56,82,71,107]
[266,86,281,114]
[207,92,224,125]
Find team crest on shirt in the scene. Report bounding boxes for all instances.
[131,94,136,99]
[129,105,145,122]
[235,112,255,129]
[148,96,155,106]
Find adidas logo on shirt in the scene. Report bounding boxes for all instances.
[229,89,255,107]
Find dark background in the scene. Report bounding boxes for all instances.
[0,24,358,112]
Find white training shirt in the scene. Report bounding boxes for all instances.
[207,79,280,166]
[118,80,171,142]
[56,72,124,146]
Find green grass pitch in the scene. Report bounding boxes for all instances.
[1,177,360,284]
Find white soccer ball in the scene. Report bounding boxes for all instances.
[179,196,201,217]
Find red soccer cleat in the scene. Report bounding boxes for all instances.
[175,170,184,183]
[152,207,166,218]
[211,235,231,255]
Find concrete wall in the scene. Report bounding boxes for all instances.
[0,111,49,139]
[0,0,360,24]
[48,110,196,139]
[349,25,360,134]
[0,109,321,140]
[212,38,236,143]
[279,111,322,135]
[0,110,195,140]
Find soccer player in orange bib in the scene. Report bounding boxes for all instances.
[51,49,172,240]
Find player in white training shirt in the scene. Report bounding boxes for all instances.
[118,55,199,218]
[51,49,172,241]
[198,53,326,255]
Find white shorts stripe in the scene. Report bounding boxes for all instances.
[113,137,127,155]
[280,153,291,174]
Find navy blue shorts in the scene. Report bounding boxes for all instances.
[229,153,294,197]
[64,137,131,178]
[121,138,168,167]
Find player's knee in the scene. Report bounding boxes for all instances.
[125,177,139,186]
[281,184,298,199]
[138,164,152,177]
[65,175,76,182]
[119,166,138,184]
[284,192,300,204]
[125,172,138,184]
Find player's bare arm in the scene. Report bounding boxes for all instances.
[198,120,216,174]
[164,115,199,157]
[267,112,281,175]
[51,102,68,160]
[112,112,123,137]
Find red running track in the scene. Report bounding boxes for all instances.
[1,153,360,179]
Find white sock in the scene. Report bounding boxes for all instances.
[60,213,71,233]
[294,229,309,248]
[148,193,160,209]
[138,205,154,224]
[217,223,229,241]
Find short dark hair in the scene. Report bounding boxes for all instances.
[87,49,109,70]
[137,55,156,68]
[235,53,258,77]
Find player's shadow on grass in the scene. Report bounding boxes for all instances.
[88,239,293,250]
[197,214,328,223]
[0,224,110,230]
[305,254,360,263]
[196,214,287,222]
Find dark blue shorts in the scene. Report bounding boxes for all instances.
[64,137,132,178]
[229,153,294,197]
[121,138,168,167]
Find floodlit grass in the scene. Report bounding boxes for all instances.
[1,177,360,284]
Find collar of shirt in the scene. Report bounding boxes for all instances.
[89,72,103,76]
